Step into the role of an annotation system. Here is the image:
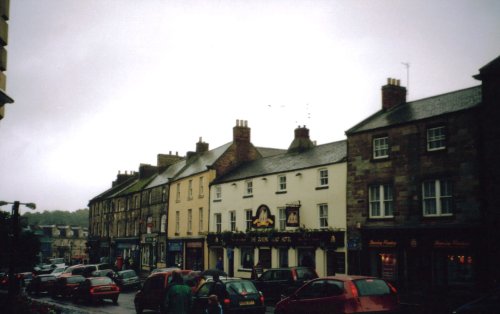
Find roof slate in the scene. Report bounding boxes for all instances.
[213,140,347,183]
[173,142,233,180]
[346,86,482,134]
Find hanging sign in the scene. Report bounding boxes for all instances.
[252,204,275,228]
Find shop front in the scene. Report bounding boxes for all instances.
[140,233,158,271]
[115,237,140,270]
[185,239,204,271]
[167,240,183,268]
[207,230,345,278]
[360,227,480,290]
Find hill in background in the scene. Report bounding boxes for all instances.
[23,208,88,228]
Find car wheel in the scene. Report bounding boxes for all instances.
[134,302,143,314]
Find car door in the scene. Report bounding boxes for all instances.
[286,279,345,314]
[191,282,213,314]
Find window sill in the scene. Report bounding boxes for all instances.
[213,199,222,203]
[238,268,252,273]
[243,195,253,199]
[275,191,287,194]
[315,186,329,190]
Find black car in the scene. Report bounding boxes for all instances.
[192,278,265,314]
[452,288,500,313]
[27,274,57,295]
[252,267,318,303]
[51,275,85,298]
[115,269,141,290]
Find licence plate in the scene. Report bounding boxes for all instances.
[99,287,111,291]
[239,300,255,306]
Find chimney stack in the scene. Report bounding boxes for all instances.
[288,125,314,153]
[233,119,250,143]
[196,137,209,153]
[382,77,407,110]
[157,152,184,172]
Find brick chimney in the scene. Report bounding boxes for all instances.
[157,151,183,172]
[288,125,314,153]
[139,163,158,179]
[196,137,209,153]
[233,119,250,144]
[382,78,407,110]
[112,170,137,187]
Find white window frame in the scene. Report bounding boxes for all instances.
[175,211,180,234]
[373,136,389,159]
[369,184,394,218]
[245,180,253,196]
[279,207,286,231]
[245,209,253,231]
[422,179,453,216]
[319,204,329,229]
[214,185,222,200]
[278,175,287,192]
[427,126,446,151]
[188,180,193,200]
[199,207,204,232]
[229,211,236,232]
[187,208,192,233]
[176,183,181,202]
[215,213,222,233]
[199,176,204,197]
[160,214,167,233]
[319,168,329,187]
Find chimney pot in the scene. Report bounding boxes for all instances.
[382,77,407,110]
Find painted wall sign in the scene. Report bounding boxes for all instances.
[285,206,300,227]
[368,239,397,248]
[252,204,275,228]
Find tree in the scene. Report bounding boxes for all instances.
[22,208,89,227]
[0,210,41,271]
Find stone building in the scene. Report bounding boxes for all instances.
[345,55,500,291]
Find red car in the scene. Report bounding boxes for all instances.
[274,275,400,314]
[134,269,192,314]
[51,275,85,298]
[72,276,120,305]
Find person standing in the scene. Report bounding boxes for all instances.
[205,294,223,314]
[216,256,223,271]
[210,274,226,304]
[163,271,192,314]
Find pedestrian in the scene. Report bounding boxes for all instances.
[251,261,263,279]
[163,270,192,314]
[210,274,226,304]
[205,294,223,314]
[216,256,223,271]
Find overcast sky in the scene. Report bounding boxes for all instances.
[1,0,499,213]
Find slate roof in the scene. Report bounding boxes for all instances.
[146,159,187,188]
[88,174,138,204]
[173,142,233,180]
[213,140,347,184]
[346,85,482,135]
[256,146,287,157]
[117,175,158,196]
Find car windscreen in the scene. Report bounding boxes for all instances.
[90,277,113,286]
[295,268,317,280]
[353,279,391,296]
[226,280,258,295]
[67,276,85,284]
[119,271,136,279]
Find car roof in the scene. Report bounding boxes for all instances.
[316,275,380,281]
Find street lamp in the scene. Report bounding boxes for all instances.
[0,200,36,307]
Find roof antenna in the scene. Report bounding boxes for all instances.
[402,62,410,99]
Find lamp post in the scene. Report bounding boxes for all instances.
[0,200,36,306]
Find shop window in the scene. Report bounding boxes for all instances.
[259,248,272,269]
[327,251,346,275]
[241,247,254,269]
[446,254,474,284]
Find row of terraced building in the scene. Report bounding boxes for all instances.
[88,55,500,293]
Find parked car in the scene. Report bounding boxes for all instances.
[72,276,120,305]
[191,277,266,314]
[17,272,34,287]
[50,266,67,277]
[51,275,85,298]
[61,263,113,278]
[115,269,141,290]
[274,275,400,314]
[452,287,500,313]
[134,269,192,314]
[150,266,181,275]
[252,267,318,303]
[27,274,57,295]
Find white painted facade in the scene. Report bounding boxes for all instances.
[209,157,347,278]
